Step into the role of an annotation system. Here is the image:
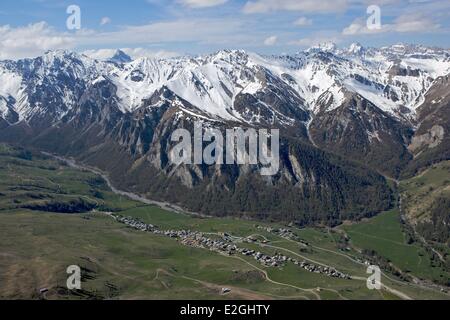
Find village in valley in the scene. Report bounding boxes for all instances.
[110,213,352,281]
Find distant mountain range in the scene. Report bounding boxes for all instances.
[1,43,448,226]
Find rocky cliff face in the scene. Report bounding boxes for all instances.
[0,44,449,225]
[402,74,450,178]
[310,92,414,177]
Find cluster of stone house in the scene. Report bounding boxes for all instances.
[112,215,350,279]
[292,259,351,279]
[256,225,309,246]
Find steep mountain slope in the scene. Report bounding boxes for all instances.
[400,161,450,246]
[309,92,413,177]
[22,81,391,225]
[404,74,450,178]
[0,44,448,225]
[257,44,449,177]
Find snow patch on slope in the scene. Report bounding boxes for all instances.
[0,68,22,100]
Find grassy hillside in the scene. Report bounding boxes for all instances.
[400,161,450,245]
[341,209,449,285]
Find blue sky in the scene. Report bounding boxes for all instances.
[0,0,449,59]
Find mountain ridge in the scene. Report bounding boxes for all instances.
[0,43,448,226]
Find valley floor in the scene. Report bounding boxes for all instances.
[0,144,448,300]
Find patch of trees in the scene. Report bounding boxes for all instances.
[362,249,412,282]
[90,189,104,199]
[87,177,107,189]
[17,149,33,161]
[417,197,450,245]
[22,198,97,214]
[399,217,417,245]
[401,139,450,179]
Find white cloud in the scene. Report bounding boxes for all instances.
[342,19,370,35]
[0,22,74,60]
[83,48,180,60]
[263,35,277,46]
[100,17,112,26]
[289,36,341,48]
[78,18,247,47]
[294,17,313,26]
[342,14,440,35]
[393,13,440,32]
[124,48,181,59]
[243,0,348,14]
[0,18,251,60]
[82,48,117,60]
[178,0,228,8]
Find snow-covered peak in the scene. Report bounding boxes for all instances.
[42,49,75,60]
[1,45,449,126]
[307,42,337,54]
[207,49,249,62]
[108,49,132,64]
[347,43,365,55]
[107,49,266,120]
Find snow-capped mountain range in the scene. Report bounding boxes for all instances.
[1,43,448,127]
[0,43,449,222]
